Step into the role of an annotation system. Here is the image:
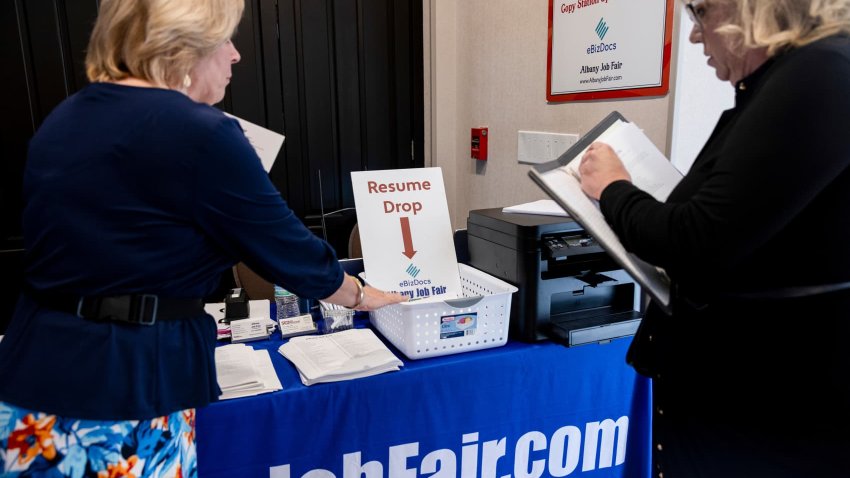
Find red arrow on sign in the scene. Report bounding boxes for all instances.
[400,217,417,259]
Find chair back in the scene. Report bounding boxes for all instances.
[232,262,274,301]
[348,223,363,258]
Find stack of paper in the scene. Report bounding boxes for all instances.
[502,199,569,217]
[278,328,403,386]
[215,344,283,400]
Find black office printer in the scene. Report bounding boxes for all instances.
[466,208,641,346]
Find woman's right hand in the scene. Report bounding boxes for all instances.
[577,142,631,200]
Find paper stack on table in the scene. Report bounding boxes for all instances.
[215,343,283,400]
[278,328,403,386]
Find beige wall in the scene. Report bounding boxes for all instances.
[427,0,677,230]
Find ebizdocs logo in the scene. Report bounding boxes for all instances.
[586,17,617,55]
[405,263,421,278]
[595,17,609,40]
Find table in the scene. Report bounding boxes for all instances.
[196,331,652,478]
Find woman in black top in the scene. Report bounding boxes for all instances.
[579,1,850,476]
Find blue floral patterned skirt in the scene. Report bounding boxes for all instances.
[0,401,196,477]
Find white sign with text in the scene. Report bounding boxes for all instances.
[351,168,461,301]
[550,0,669,96]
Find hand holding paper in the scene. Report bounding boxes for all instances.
[529,112,682,313]
[577,142,633,200]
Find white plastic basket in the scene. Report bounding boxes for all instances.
[367,264,518,359]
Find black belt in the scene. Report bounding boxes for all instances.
[725,281,850,300]
[25,286,204,326]
[678,280,850,310]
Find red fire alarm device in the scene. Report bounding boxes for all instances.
[471,127,488,161]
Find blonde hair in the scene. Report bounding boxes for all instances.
[712,0,850,56]
[86,0,244,88]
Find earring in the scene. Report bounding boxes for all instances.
[183,74,192,90]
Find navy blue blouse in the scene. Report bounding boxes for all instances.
[0,83,345,420]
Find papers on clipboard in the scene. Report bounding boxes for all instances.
[528,111,683,314]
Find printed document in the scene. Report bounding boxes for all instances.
[559,120,682,202]
[278,328,403,386]
[215,344,283,400]
[529,112,682,313]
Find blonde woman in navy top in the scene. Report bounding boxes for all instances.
[0,0,404,476]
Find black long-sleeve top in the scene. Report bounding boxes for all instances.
[599,34,850,475]
[602,35,850,299]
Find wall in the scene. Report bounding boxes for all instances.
[428,0,677,230]
[669,8,734,174]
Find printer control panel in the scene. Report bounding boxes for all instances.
[543,234,601,259]
[540,232,620,284]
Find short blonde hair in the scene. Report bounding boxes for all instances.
[712,0,850,56]
[86,0,244,88]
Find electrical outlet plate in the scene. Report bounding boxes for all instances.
[517,131,579,165]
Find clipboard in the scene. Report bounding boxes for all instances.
[528,111,673,314]
[534,111,627,173]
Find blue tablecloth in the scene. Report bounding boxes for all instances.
[196,328,651,478]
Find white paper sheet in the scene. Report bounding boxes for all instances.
[225,113,285,173]
[216,344,283,400]
[502,199,569,217]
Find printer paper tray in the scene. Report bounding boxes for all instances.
[547,310,642,347]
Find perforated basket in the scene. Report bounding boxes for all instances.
[367,264,518,359]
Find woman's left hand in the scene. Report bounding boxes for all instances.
[577,142,631,200]
[322,275,407,312]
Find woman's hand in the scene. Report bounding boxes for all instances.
[355,285,408,311]
[577,142,631,200]
[322,274,407,311]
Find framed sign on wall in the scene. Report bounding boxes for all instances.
[547,0,674,102]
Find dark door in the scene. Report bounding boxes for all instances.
[0,0,424,332]
[226,0,424,255]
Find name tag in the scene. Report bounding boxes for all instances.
[278,314,317,339]
[230,318,271,343]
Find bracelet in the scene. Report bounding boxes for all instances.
[349,275,366,309]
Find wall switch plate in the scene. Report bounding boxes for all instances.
[517,131,579,165]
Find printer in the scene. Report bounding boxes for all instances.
[466,208,642,346]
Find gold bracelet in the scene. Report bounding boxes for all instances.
[349,275,365,309]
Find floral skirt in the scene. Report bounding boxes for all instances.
[0,401,196,478]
